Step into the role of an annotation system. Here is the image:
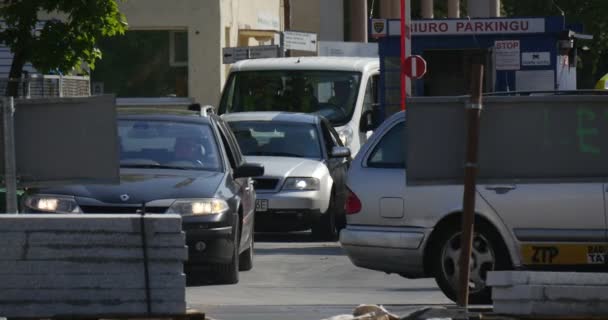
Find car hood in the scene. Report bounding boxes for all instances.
[245,156,324,178]
[32,169,225,204]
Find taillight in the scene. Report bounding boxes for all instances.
[345,186,362,215]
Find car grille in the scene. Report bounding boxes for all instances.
[253,178,280,190]
[80,206,168,214]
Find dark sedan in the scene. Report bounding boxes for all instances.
[23,111,263,284]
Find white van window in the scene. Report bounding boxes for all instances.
[219,70,362,126]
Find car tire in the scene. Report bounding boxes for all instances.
[312,192,338,241]
[431,219,511,304]
[215,217,239,284]
[239,233,254,271]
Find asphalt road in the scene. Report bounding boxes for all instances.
[186,232,452,320]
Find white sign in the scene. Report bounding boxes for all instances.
[522,52,551,66]
[222,45,280,64]
[257,12,280,30]
[283,31,318,52]
[495,40,520,70]
[387,18,545,36]
[318,41,378,57]
[516,70,555,91]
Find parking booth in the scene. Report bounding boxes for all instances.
[370,16,590,117]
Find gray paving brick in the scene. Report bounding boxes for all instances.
[0,301,187,318]
[0,274,185,289]
[0,261,183,275]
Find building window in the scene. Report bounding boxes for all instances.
[170,31,188,67]
[91,30,188,97]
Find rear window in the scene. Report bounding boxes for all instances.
[367,121,406,169]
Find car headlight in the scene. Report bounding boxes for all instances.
[338,126,353,146]
[24,195,82,213]
[167,199,229,216]
[282,177,320,191]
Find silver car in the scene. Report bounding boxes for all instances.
[223,112,351,240]
[340,111,608,304]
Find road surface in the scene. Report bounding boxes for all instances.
[186,232,452,320]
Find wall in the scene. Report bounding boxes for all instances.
[118,0,221,105]
[221,0,282,84]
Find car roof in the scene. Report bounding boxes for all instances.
[222,112,320,125]
[229,56,379,73]
[117,113,213,124]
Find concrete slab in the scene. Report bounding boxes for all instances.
[0,274,185,289]
[0,301,187,318]
[493,285,608,301]
[20,246,188,261]
[0,288,185,302]
[493,300,608,316]
[0,261,183,275]
[26,232,186,247]
[488,271,608,287]
[0,214,182,233]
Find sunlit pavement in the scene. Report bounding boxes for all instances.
[186,232,452,320]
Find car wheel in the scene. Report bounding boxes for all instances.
[431,220,510,304]
[312,193,338,241]
[215,217,239,284]
[239,233,254,271]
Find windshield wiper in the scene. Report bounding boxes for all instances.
[120,163,189,170]
[251,152,306,158]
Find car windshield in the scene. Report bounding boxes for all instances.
[229,121,322,159]
[219,70,362,126]
[118,120,222,171]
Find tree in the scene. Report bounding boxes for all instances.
[501,0,608,88]
[0,0,127,97]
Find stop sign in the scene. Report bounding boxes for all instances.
[404,55,427,79]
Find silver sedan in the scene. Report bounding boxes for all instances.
[223,112,351,240]
[340,111,608,304]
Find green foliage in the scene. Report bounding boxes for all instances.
[0,0,127,75]
[502,0,608,87]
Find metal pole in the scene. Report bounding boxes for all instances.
[457,63,484,307]
[3,97,18,213]
[400,0,407,110]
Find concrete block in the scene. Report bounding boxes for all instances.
[0,274,185,289]
[493,300,608,316]
[0,288,185,302]
[20,246,188,261]
[0,261,183,275]
[0,214,182,233]
[27,231,186,247]
[0,232,26,246]
[488,271,608,287]
[493,285,608,301]
[0,301,187,318]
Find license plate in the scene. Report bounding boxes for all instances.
[521,244,608,265]
[255,199,268,212]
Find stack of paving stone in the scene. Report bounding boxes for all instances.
[0,214,188,318]
[488,271,608,317]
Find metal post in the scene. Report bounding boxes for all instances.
[3,97,18,213]
[457,63,484,308]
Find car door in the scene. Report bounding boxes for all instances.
[363,119,406,224]
[478,181,606,266]
[321,119,349,203]
[215,118,254,250]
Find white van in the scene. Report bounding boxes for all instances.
[217,57,381,155]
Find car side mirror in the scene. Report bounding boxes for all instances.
[234,163,264,178]
[359,108,379,132]
[330,146,351,158]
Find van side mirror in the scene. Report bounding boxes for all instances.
[234,163,264,178]
[360,109,379,132]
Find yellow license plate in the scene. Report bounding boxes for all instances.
[521,244,608,265]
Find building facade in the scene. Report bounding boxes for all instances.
[91,0,282,106]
